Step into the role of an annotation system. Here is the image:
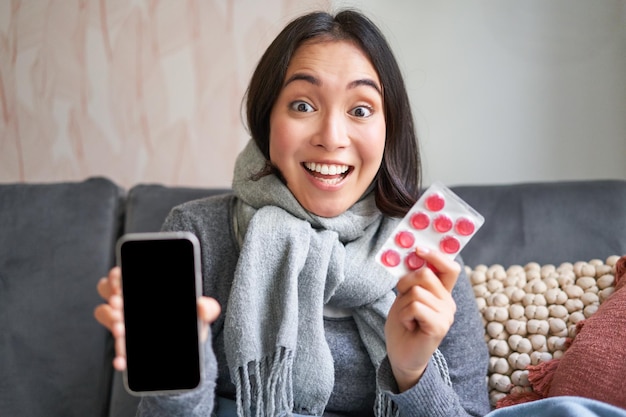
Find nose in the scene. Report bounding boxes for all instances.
[311,111,350,151]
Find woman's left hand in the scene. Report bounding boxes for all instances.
[384,246,460,392]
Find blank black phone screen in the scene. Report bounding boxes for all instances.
[120,237,201,393]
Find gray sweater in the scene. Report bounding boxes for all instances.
[137,194,491,417]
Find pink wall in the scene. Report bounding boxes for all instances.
[0,0,329,189]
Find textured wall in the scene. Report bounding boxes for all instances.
[0,0,330,188]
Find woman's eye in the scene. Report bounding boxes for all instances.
[350,106,373,118]
[290,101,314,113]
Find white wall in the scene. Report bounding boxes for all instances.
[338,0,626,185]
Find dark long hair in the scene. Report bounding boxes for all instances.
[245,10,421,217]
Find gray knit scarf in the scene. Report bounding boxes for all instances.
[225,140,450,417]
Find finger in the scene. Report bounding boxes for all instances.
[197,297,221,343]
[413,247,460,293]
[110,293,123,310]
[197,297,221,323]
[97,277,111,300]
[398,301,423,333]
[398,299,452,338]
[113,356,127,372]
[396,292,455,336]
[113,321,127,370]
[396,268,444,299]
[395,295,431,333]
[93,303,122,331]
[98,318,125,371]
[109,266,122,294]
[97,267,122,300]
[394,285,444,333]
[396,260,456,303]
[396,284,446,316]
[111,319,126,339]
[113,329,126,371]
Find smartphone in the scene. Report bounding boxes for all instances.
[116,231,203,396]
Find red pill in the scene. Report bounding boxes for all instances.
[410,212,430,230]
[405,252,425,271]
[455,217,475,236]
[425,193,445,212]
[381,249,401,267]
[440,235,461,254]
[433,214,453,233]
[395,231,415,248]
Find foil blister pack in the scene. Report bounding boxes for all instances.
[376,181,485,278]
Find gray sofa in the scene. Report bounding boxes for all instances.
[1,177,625,417]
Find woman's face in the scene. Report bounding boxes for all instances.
[269,39,386,218]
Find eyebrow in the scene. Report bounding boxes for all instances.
[283,73,382,96]
[347,79,382,95]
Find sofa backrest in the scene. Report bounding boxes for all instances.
[104,179,626,417]
[118,179,626,269]
[0,178,124,417]
[123,184,230,233]
[4,177,621,417]
[451,179,626,268]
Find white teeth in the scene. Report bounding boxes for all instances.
[318,177,342,185]
[304,162,349,175]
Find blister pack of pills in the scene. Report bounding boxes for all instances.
[376,181,485,278]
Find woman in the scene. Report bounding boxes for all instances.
[95,9,491,417]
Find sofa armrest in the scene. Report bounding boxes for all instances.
[0,177,124,417]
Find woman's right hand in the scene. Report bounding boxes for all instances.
[94,267,127,371]
[93,266,221,371]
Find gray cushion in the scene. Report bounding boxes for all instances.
[451,180,626,267]
[0,178,124,417]
[124,184,229,233]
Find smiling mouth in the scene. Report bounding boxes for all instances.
[303,162,352,185]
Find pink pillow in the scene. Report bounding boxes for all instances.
[545,255,626,408]
[497,255,626,409]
